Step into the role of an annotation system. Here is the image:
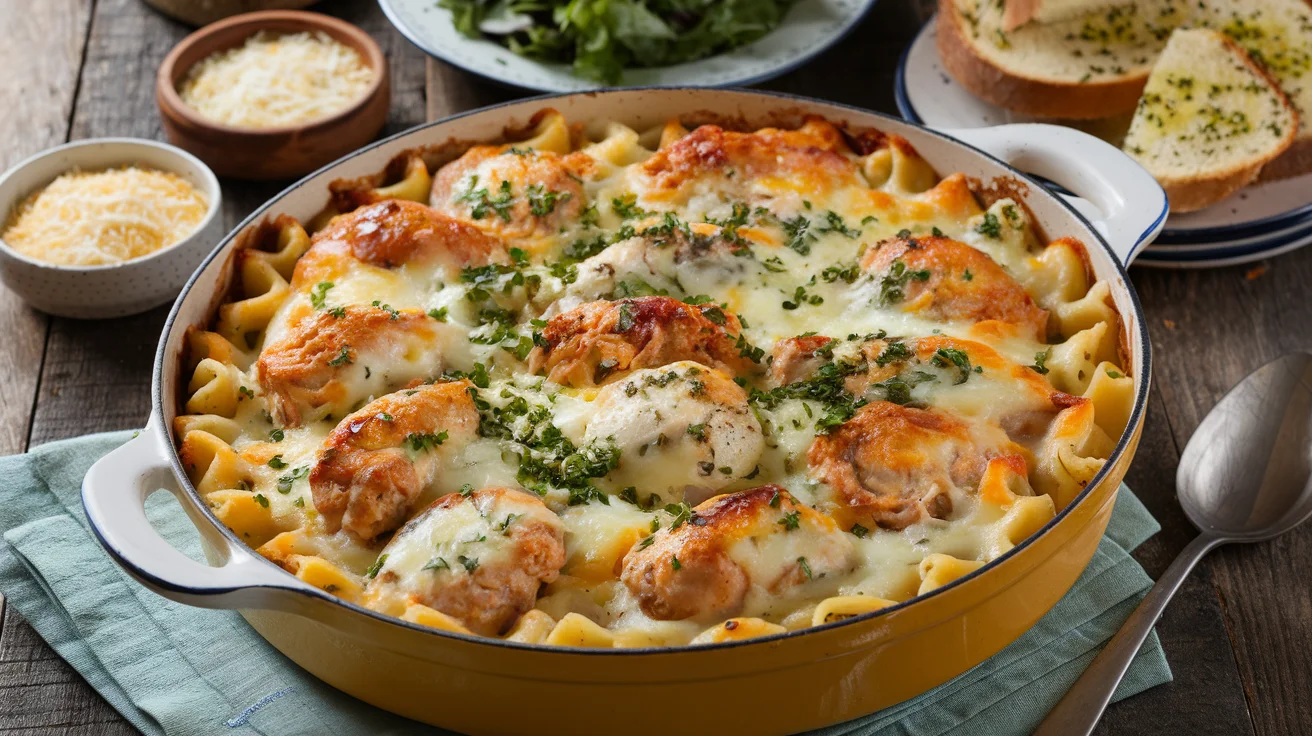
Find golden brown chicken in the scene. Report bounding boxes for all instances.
[256,305,453,427]
[529,296,756,387]
[861,235,1049,340]
[620,485,855,621]
[309,380,480,541]
[807,401,1030,530]
[363,487,566,636]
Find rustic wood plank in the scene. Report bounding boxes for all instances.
[3,0,435,732]
[1095,389,1255,735]
[0,0,93,457]
[0,0,96,724]
[426,58,518,121]
[1131,254,1312,736]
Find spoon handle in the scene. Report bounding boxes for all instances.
[1033,533,1223,736]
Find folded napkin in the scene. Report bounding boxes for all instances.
[0,432,1171,735]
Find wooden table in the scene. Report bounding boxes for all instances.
[1,0,1307,733]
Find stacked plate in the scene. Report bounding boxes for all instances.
[896,20,1312,268]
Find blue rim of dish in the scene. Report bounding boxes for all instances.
[379,0,880,94]
[892,23,1312,246]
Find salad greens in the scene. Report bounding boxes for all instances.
[439,0,798,84]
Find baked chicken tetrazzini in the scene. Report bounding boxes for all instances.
[175,111,1133,647]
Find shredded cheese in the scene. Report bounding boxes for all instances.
[2,166,209,267]
[178,30,376,129]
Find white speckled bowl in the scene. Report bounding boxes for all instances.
[0,138,223,319]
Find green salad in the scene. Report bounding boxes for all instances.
[439,0,798,84]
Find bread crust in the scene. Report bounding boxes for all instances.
[936,1,1147,120]
[1258,135,1312,182]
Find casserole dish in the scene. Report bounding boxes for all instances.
[81,88,1165,734]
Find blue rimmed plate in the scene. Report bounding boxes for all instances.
[894,18,1312,257]
[380,0,877,93]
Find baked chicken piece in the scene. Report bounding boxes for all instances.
[621,485,855,621]
[807,400,1029,530]
[430,146,593,241]
[580,361,763,505]
[309,380,479,540]
[630,119,866,208]
[861,235,1049,340]
[554,227,753,315]
[363,486,566,636]
[529,296,756,387]
[299,198,509,277]
[256,305,452,427]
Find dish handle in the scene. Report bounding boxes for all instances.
[81,418,320,611]
[940,124,1168,266]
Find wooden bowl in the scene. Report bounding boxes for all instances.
[156,10,390,181]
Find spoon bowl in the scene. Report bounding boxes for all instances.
[1036,351,1312,736]
[1178,352,1312,541]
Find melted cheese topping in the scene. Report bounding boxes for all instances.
[3,166,208,266]
[178,31,375,129]
[186,116,1130,647]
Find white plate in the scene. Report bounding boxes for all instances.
[1135,228,1312,268]
[380,0,877,92]
[896,18,1312,246]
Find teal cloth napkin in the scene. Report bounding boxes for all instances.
[0,432,1171,735]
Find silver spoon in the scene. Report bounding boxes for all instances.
[1034,351,1312,736]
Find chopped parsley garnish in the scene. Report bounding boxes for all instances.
[328,345,352,366]
[685,423,707,442]
[821,262,861,284]
[769,490,782,507]
[276,465,309,494]
[850,523,869,538]
[422,557,450,571]
[818,210,860,238]
[671,555,682,571]
[611,194,648,220]
[371,300,400,320]
[365,554,388,579]
[976,212,1003,239]
[267,455,288,469]
[615,302,636,332]
[761,256,787,273]
[268,429,284,442]
[781,214,816,255]
[406,431,449,452]
[963,269,973,281]
[238,386,255,400]
[459,555,479,573]
[797,557,813,580]
[778,510,801,531]
[458,176,515,222]
[931,347,974,384]
[309,281,334,310]
[1107,369,1123,378]
[878,259,932,306]
[868,371,936,405]
[253,493,269,509]
[782,284,823,310]
[1030,349,1051,375]
[526,184,571,216]
[874,340,914,367]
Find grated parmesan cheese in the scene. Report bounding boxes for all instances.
[2,167,209,267]
[177,30,376,129]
